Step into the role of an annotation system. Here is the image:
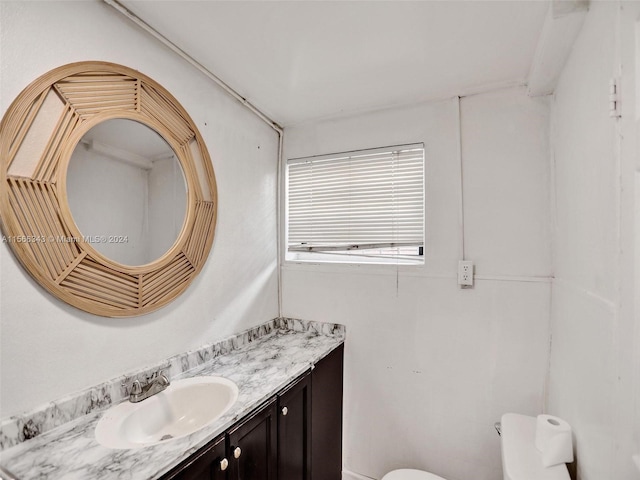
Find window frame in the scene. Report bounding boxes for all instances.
[284,143,425,266]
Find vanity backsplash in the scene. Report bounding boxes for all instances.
[0,317,345,451]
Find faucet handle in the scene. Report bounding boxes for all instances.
[146,364,171,382]
[158,373,170,387]
[130,380,142,395]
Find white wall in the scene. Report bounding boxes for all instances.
[67,147,187,266]
[148,157,187,262]
[0,1,279,418]
[548,2,640,479]
[67,146,150,265]
[282,88,551,480]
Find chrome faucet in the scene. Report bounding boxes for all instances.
[128,369,170,403]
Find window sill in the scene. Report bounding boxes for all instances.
[284,253,424,267]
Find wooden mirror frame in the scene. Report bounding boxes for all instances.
[0,62,217,317]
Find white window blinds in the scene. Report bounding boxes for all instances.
[287,144,424,256]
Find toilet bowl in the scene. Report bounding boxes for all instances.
[381,469,446,480]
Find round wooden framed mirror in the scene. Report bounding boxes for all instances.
[0,62,217,317]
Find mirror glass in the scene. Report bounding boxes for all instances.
[67,119,187,266]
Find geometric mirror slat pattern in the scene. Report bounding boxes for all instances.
[6,178,82,281]
[184,201,216,266]
[60,256,140,311]
[33,104,81,182]
[140,84,195,146]
[141,253,195,309]
[54,72,138,116]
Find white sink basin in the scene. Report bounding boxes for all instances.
[95,376,238,449]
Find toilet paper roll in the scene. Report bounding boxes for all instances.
[535,414,574,467]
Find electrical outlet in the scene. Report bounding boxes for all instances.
[458,260,474,287]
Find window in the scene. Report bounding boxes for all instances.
[286,143,424,264]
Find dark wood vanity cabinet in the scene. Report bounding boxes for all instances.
[160,344,343,480]
[228,399,278,480]
[277,374,311,480]
[311,343,344,480]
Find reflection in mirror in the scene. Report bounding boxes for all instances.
[67,119,187,266]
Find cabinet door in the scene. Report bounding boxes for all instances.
[311,344,344,480]
[228,399,277,480]
[277,374,311,480]
[160,434,228,480]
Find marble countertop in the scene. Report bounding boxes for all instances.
[0,327,344,480]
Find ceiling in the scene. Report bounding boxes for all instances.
[120,1,550,127]
[84,119,173,160]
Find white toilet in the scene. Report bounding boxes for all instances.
[382,413,570,480]
[381,470,445,480]
[382,468,444,480]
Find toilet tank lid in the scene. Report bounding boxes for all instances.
[501,414,570,480]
